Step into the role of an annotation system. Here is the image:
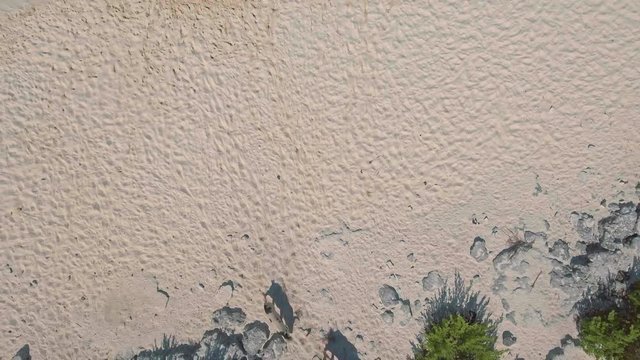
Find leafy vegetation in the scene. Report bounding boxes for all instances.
[417,314,502,360]
[578,284,640,360]
[414,272,502,360]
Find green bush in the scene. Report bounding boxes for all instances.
[579,287,640,360]
[415,272,502,360]
[417,314,502,360]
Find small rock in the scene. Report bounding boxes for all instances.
[470,237,489,262]
[615,270,630,283]
[212,307,247,329]
[570,255,591,267]
[242,321,270,356]
[598,202,638,250]
[549,240,570,261]
[524,231,547,244]
[624,235,640,250]
[570,212,596,243]
[407,253,416,262]
[381,310,394,324]
[198,329,246,359]
[502,331,517,346]
[493,243,532,273]
[422,271,444,292]
[585,243,608,256]
[262,333,288,360]
[546,347,564,360]
[378,285,400,307]
[399,299,413,326]
[12,344,31,360]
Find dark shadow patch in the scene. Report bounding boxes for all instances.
[133,335,199,360]
[324,329,360,360]
[265,281,295,333]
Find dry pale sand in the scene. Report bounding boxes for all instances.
[1,1,639,359]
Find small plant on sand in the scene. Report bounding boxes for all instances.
[414,272,503,360]
[580,307,640,359]
[576,258,640,360]
[418,314,501,360]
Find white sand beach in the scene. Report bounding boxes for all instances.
[1,1,639,359]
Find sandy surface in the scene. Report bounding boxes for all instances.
[1,1,639,359]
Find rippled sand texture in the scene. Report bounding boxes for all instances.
[1,1,639,359]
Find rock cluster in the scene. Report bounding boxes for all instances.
[132,306,286,360]
[377,284,413,326]
[130,280,296,360]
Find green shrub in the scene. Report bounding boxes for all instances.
[417,314,502,360]
[415,272,502,360]
[580,310,640,359]
[579,287,640,360]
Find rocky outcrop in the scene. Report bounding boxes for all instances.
[130,280,295,360]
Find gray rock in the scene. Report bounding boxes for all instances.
[524,231,547,244]
[399,299,413,326]
[493,243,532,273]
[422,271,444,292]
[549,240,570,261]
[624,234,640,250]
[570,255,590,267]
[598,202,638,250]
[381,310,394,324]
[502,331,517,346]
[470,237,489,262]
[501,298,511,311]
[261,333,288,360]
[212,307,247,329]
[12,345,31,360]
[545,347,564,360]
[242,321,270,356]
[570,212,596,243]
[492,275,507,294]
[378,285,400,307]
[198,329,246,360]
